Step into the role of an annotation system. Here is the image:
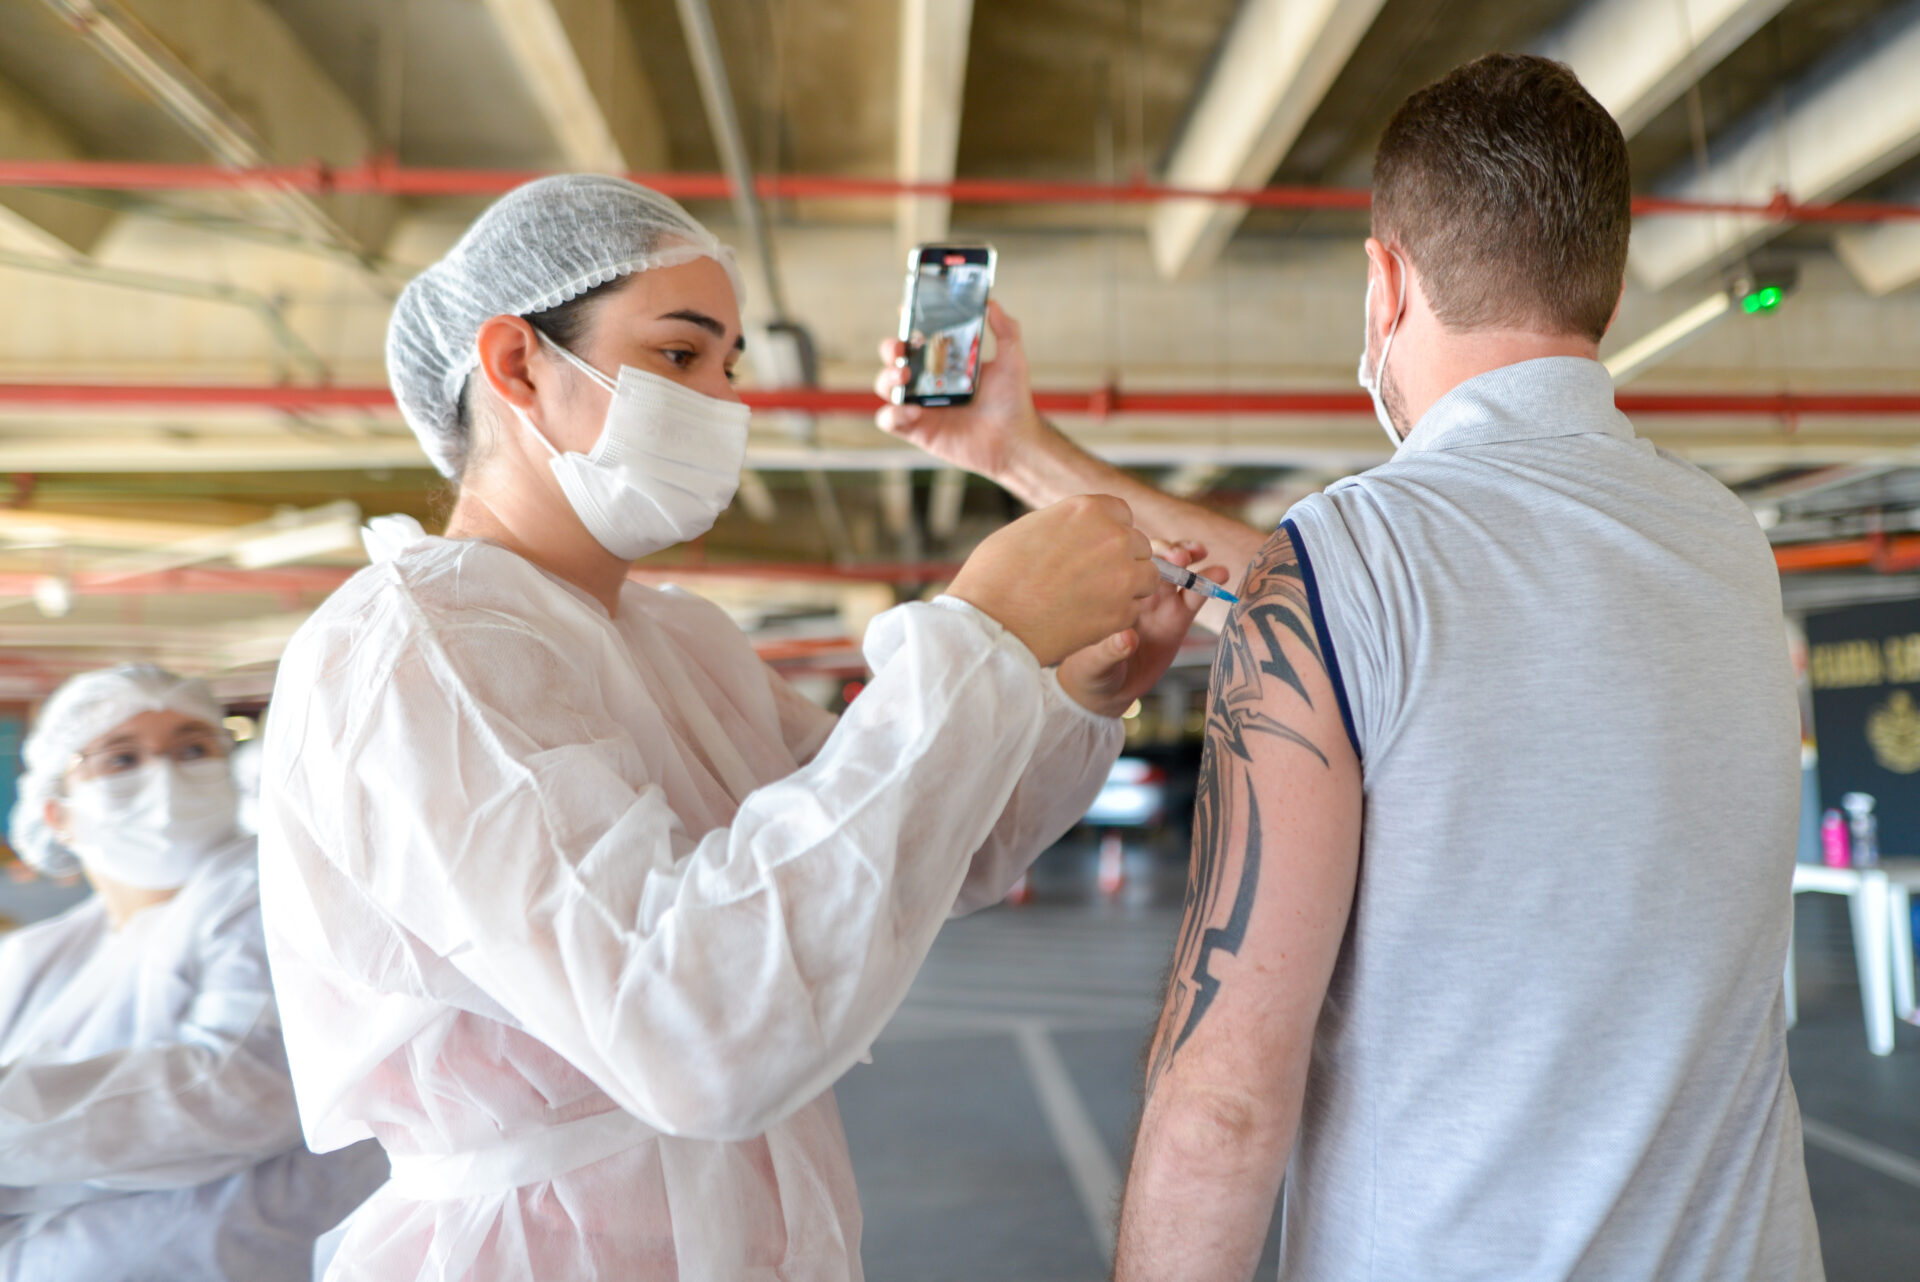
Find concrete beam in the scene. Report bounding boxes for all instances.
[0,421,1916,474]
[0,432,429,473]
[0,614,316,673]
[1835,181,1920,295]
[895,0,975,250]
[0,508,248,550]
[1148,0,1386,280]
[1540,0,1791,136]
[46,0,396,255]
[480,0,668,172]
[0,77,113,258]
[1631,2,1920,290]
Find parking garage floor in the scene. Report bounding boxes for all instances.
[3,863,1914,1279]
[838,886,1920,1282]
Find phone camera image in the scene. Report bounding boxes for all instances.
[899,247,993,407]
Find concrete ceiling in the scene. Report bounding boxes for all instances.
[0,0,1914,684]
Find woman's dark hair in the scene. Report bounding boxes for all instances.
[450,272,633,480]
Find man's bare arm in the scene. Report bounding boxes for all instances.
[1115,527,1363,1282]
[1000,418,1267,601]
[874,304,1266,627]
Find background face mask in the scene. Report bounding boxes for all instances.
[1358,250,1409,446]
[517,335,752,561]
[65,757,240,889]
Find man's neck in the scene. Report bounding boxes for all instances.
[1396,328,1602,438]
[445,484,629,616]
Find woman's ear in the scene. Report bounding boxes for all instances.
[43,796,67,841]
[474,315,543,416]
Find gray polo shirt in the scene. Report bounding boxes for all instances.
[1279,357,1821,1280]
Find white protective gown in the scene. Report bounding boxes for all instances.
[0,837,389,1280]
[258,521,1122,1281]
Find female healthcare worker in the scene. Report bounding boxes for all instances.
[0,664,387,1280]
[256,174,1220,1280]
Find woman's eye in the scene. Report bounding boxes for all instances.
[724,365,739,385]
[663,349,694,368]
[178,742,210,761]
[106,751,140,772]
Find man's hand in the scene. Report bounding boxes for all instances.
[873,301,1049,481]
[1058,542,1222,718]
[946,495,1160,668]
[873,301,1268,610]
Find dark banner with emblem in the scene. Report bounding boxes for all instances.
[1807,600,1920,851]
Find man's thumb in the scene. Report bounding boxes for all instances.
[987,300,1021,346]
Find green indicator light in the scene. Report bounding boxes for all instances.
[1741,285,1783,314]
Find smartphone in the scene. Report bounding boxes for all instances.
[893,244,996,407]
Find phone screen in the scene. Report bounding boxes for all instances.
[899,246,994,406]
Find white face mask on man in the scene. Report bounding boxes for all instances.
[64,757,240,890]
[1357,249,1409,447]
[511,332,752,561]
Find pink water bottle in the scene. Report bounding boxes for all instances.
[1821,809,1851,868]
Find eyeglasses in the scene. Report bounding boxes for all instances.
[69,732,227,781]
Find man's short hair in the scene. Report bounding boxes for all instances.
[1372,53,1631,343]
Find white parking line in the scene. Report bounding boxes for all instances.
[1013,1020,1123,1262]
[1801,1116,1920,1189]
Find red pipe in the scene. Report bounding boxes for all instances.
[0,538,1901,589]
[1775,535,1920,575]
[0,559,960,599]
[0,158,1914,224]
[0,566,355,596]
[0,383,396,411]
[2,382,1920,418]
[631,560,961,584]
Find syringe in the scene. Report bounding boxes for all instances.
[1152,556,1239,606]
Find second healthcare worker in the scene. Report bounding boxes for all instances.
[258,175,1213,1280]
[0,664,385,1280]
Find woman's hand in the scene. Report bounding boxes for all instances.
[1057,542,1224,718]
[946,495,1160,668]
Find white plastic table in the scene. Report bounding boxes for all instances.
[1787,857,1920,1056]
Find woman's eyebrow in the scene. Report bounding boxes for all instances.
[660,308,747,353]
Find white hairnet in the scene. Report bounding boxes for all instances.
[387,174,745,477]
[9,664,228,877]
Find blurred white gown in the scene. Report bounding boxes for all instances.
[0,838,389,1280]
[258,519,1121,1281]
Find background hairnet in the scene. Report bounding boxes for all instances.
[387,174,745,478]
[9,664,229,877]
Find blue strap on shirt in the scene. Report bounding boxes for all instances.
[1280,518,1360,761]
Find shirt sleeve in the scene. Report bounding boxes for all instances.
[943,605,1125,913]
[763,659,839,767]
[757,603,1121,916]
[0,890,304,1190]
[287,597,1060,1143]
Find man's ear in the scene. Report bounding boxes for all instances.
[1362,237,1388,293]
[1362,237,1398,343]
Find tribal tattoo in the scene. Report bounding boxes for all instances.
[1145,530,1332,1096]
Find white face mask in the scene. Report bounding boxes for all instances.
[64,758,240,890]
[513,333,752,561]
[1357,250,1409,447]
